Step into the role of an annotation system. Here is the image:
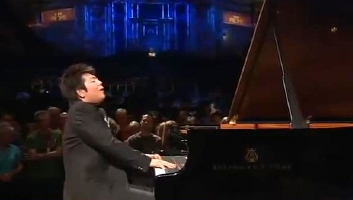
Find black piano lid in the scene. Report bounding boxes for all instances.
[229,0,353,122]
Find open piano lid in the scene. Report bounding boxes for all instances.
[229,0,353,124]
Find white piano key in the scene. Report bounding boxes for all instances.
[154,168,166,176]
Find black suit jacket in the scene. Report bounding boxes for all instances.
[63,101,151,200]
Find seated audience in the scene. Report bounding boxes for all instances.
[25,110,63,200]
[48,107,61,130]
[157,121,187,155]
[115,108,131,141]
[25,111,63,173]
[128,121,141,136]
[0,122,23,199]
[125,114,162,154]
[0,112,15,123]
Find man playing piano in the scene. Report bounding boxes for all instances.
[60,63,176,200]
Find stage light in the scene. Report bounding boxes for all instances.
[148,48,156,57]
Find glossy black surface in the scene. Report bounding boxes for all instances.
[155,128,353,200]
[229,0,353,121]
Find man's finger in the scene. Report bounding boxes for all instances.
[159,163,166,169]
[163,161,176,169]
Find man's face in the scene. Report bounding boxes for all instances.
[128,123,141,135]
[115,112,128,125]
[178,111,188,121]
[1,114,14,122]
[48,108,61,118]
[78,73,105,104]
[0,124,15,145]
[37,113,50,130]
[140,115,153,131]
[48,107,61,128]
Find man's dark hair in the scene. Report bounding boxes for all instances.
[60,63,96,101]
[142,113,155,124]
[142,113,153,119]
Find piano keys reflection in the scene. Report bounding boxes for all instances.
[156,121,188,156]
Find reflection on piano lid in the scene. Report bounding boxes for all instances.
[155,0,353,199]
[223,0,353,128]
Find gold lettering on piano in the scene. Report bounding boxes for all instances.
[212,163,292,171]
[245,148,258,163]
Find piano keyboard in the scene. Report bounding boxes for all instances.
[154,156,187,176]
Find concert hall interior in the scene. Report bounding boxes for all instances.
[1,0,353,199]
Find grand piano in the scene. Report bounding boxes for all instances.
[154,0,353,199]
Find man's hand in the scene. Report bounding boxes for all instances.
[145,154,162,160]
[149,159,176,169]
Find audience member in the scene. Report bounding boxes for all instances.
[115,108,131,141]
[126,114,162,154]
[25,110,63,181]
[0,122,23,199]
